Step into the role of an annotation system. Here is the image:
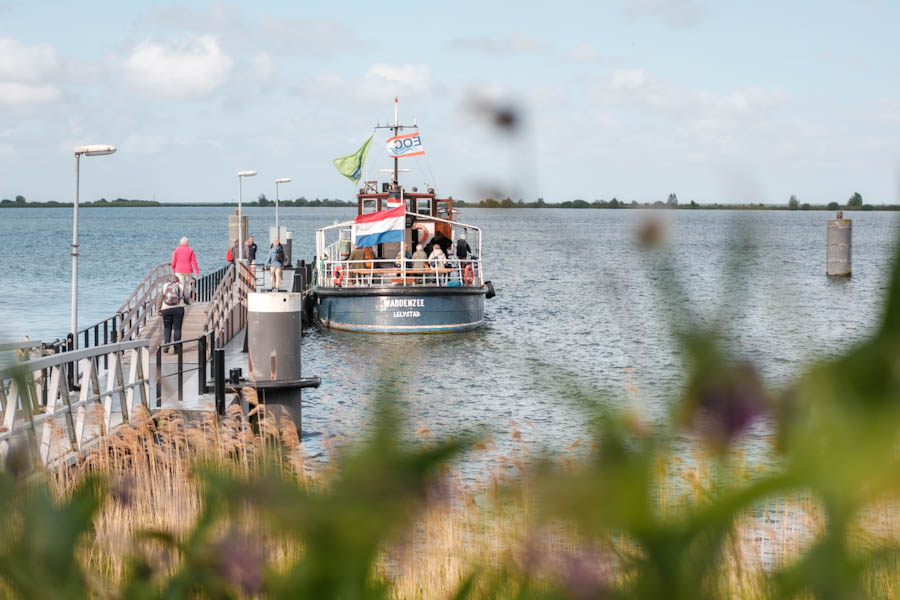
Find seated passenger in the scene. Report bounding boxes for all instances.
[428,245,447,268]
[411,244,428,269]
[395,242,412,268]
[347,244,367,267]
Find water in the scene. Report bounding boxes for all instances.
[1,207,898,462]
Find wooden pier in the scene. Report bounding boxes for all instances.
[0,260,276,470]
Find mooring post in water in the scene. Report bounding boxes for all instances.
[826,210,852,277]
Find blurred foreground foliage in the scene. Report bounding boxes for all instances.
[3,232,900,598]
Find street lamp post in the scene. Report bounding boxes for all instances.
[236,170,257,263]
[274,177,291,235]
[71,144,116,349]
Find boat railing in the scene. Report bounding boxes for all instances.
[320,257,484,288]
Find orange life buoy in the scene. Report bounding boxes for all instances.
[334,265,344,286]
[413,222,430,245]
[463,263,475,285]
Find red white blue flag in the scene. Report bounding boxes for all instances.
[353,205,406,247]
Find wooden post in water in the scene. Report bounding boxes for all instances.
[826,211,852,277]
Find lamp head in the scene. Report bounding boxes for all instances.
[74,144,116,156]
[237,170,258,178]
[275,178,292,184]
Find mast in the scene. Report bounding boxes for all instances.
[393,97,399,187]
[375,97,417,191]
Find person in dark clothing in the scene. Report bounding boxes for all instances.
[456,234,471,260]
[433,231,452,255]
[245,236,258,277]
[160,275,191,354]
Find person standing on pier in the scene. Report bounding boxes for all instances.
[266,237,285,291]
[245,236,258,274]
[171,237,199,298]
[160,275,191,353]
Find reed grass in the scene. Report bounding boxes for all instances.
[27,391,900,599]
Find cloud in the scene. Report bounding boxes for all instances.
[565,44,616,64]
[360,63,431,100]
[252,52,275,80]
[620,0,707,28]
[449,31,550,54]
[123,35,233,99]
[0,81,60,104]
[0,36,62,105]
[610,68,650,91]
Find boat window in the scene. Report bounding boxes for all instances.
[437,201,450,218]
[362,198,377,214]
[417,198,431,215]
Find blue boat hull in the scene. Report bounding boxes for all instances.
[314,286,487,333]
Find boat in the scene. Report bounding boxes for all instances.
[312,100,495,333]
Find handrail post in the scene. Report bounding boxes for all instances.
[156,345,162,407]
[176,341,183,403]
[103,321,109,369]
[214,348,225,415]
[198,335,207,396]
[66,333,75,390]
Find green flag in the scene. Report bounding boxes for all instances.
[333,135,373,184]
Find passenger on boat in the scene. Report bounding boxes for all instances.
[395,242,412,268]
[411,244,428,269]
[266,238,285,291]
[433,231,452,255]
[455,234,471,260]
[428,245,447,268]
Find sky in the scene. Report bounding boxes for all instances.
[0,0,898,205]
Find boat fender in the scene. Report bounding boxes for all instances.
[463,263,475,286]
[485,280,496,299]
[334,265,344,287]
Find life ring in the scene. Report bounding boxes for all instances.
[334,265,344,286]
[463,263,475,285]
[413,222,430,245]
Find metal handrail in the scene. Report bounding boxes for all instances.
[0,339,151,469]
[320,257,484,288]
[204,262,255,348]
[155,331,214,405]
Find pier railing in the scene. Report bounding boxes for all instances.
[205,262,254,349]
[0,340,151,469]
[76,262,173,352]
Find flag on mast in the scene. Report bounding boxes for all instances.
[333,135,374,184]
[385,131,425,158]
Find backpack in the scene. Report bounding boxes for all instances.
[162,280,182,306]
[226,247,234,262]
[274,245,285,264]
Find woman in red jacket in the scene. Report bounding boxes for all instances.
[171,237,199,298]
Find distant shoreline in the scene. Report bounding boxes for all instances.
[2,200,897,211]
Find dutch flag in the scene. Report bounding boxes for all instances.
[353,205,406,247]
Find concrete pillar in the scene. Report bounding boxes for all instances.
[826,211,852,277]
[246,292,303,429]
[228,215,250,247]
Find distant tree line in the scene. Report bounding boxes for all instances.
[0,196,160,208]
[468,191,893,210]
[255,194,354,207]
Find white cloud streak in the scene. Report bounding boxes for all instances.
[620,0,707,28]
[449,31,550,54]
[0,36,62,105]
[123,35,233,99]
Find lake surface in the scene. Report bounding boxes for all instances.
[1,207,898,462]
